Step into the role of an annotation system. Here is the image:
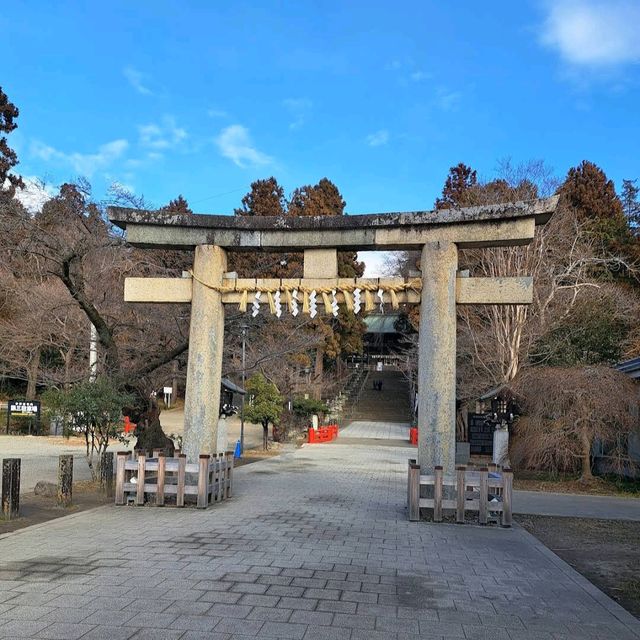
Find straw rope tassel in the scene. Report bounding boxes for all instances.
[285,289,293,312]
[342,289,353,311]
[364,289,375,312]
[238,289,248,313]
[302,291,310,315]
[267,291,276,315]
[321,291,332,314]
[389,288,399,310]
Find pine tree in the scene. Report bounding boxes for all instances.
[0,87,24,198]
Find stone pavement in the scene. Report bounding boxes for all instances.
[340,421,410,440]
[1,440,639,640]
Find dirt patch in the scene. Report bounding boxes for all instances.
[514,471,640,497]
[517,514,640,619]
[0,481,111,537]
[233,443,284,467]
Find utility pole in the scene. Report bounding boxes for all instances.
[240,324,248,454]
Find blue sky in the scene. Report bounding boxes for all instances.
[2,1,640,218]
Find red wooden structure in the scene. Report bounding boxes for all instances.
[307,424,339,444]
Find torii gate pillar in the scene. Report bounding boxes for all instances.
[418,241,458,475]
[183,245,226,460]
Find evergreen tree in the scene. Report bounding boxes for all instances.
[0,87,24,199]
[621,179,639,233]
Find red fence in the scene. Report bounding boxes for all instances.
[307,424,339,444]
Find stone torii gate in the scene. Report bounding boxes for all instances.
[109,196,556,474]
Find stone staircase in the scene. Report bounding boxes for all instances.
[347,369,413,424]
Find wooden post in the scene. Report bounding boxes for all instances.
[197,454,210,508]
[434,466,443,522]
[213,454,220,501]
[407,458,416,507]
[218,453,225,501]
[501,468,513,528]
[176,454,186,507]
[156,453,166,506]
[57,455,73,507]
[479,467,488,525]
[101,452,114,498]
[136,455,146,506]
[456,466,466,524]
[226,452,234,498]
[1,458,20,520]
[115,452,127,505]
[488,462,497,473]
[408,461,420,522]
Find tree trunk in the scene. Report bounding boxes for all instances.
[313,347,324,400]
[262,423,269,450]
[580,431,593,481]
[26,347,41,400]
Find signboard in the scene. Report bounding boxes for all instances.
[6,399,41,434]
[9,400,40,416]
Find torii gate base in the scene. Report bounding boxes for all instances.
[110,197,556,480]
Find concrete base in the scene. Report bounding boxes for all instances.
[455,441,471,465]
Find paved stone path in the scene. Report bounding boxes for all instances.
[340,421,410,440]
[1,439,639,639]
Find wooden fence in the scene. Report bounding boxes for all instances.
[115,450,233,508]
[408,459,512,527]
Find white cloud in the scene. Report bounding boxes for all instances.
[207,108,228,118]
[138,116,187,151]
[435,88,461,111]
[31,138,129,177]
[282,98,312,130]
[540,1,640,66]
[365,130,390,147]
[215,125,272,168]
[123,66,153,95]
[410,70,431,82]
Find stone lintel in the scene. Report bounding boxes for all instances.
[124,275,533,306]
[456,276,533,305]
[113,197,556,251]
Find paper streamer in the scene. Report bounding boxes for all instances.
[309,290,318,319]
[291,289,299,316]
[274,290,282,318]
[353,288,362,314]
[252,291,261,317]
[331,289,339,317]
[377,288,384,313]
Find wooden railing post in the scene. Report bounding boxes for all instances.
[115,452,127,505]
[1,458,20,520]
[408,461,420,522]
[57,454,73,507]
[456,466,466,524]
[176,454,186,507]
[218,453,226,501]
[434,466,443,522]
[479,467,488,525]
[197,455,210,508]
[407,458,416,507]
[136,455,146,506]
[225,452,233,498]
[101,452,114,498]
[501,468,513,528]
[156,453,166,506]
